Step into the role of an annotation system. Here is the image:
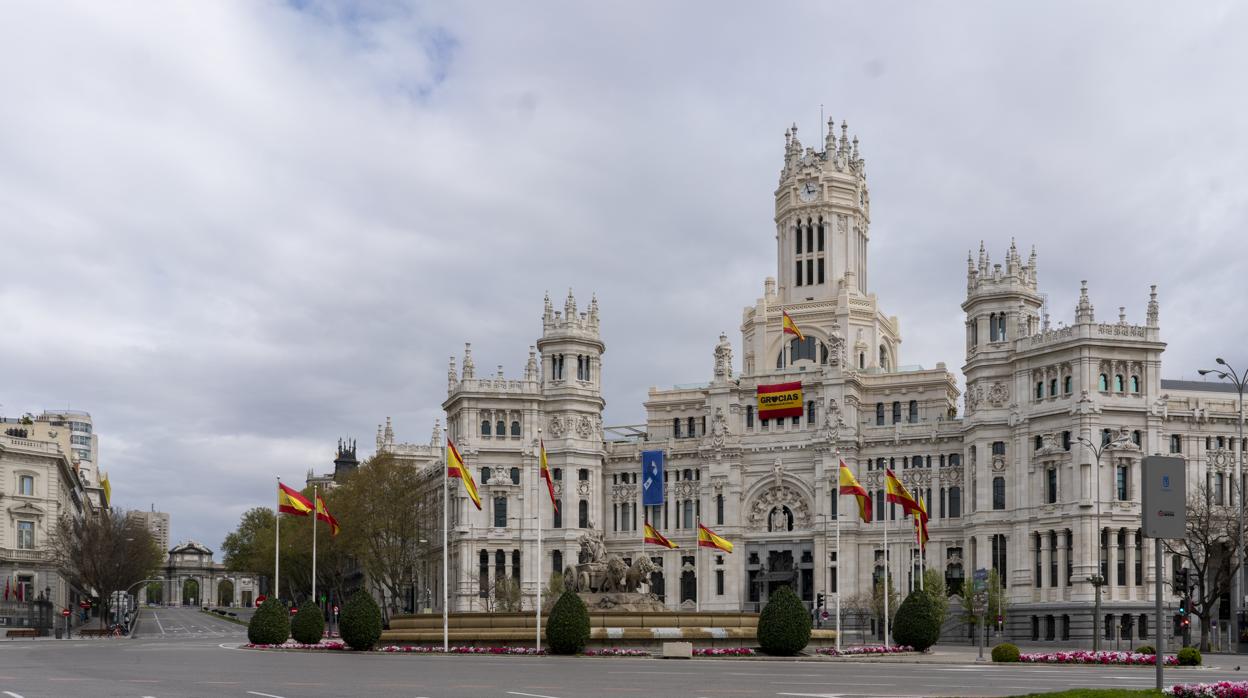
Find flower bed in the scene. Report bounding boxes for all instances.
[693,647,755,656]
[816,645,915,657]
[1169,682,1248,697]
[1019,650,1177,666]
[245,640,346,650]
[376,645,545,655]
[584,648,650,657]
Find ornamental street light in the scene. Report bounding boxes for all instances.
[1078,429,1130,652]
[1199,359,1248,651]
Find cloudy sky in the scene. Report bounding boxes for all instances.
[2,2,1246,551]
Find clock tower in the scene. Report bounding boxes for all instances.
[774,119,870,305]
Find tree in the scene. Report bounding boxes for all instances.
[546,590,590,655]
[290,602,326,644]
[758,585,811,655]
[1165,482,1242,652]
[893,590,942,651]
[222,507,275,580]
[921,568,950,624]
[50,509,163,628]
[871,574,900,640]
[247,598,290,645]
[339,590,383,651]
[492,576,523,612]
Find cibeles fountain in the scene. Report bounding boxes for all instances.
[562,530,668,613]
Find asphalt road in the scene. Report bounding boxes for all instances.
[0,607,1243,698]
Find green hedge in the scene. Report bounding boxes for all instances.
[991,642,1020,662]
[892,590,942,652]
[1178,646,1201,666]
[758,586,811,656]
[339,592,382,651]
[1134,644,1155,655]
[290,603,325,645]
[247,599,290,645]
[546,590,590,655]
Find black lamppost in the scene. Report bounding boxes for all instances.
[1078,429,1130,652]
[1199,359,1247,650]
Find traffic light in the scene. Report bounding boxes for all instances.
[1176,568,1189,596]
[1179,598,1187,616]
[816,593,825,609]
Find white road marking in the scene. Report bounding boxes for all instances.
[151,611,165,635]
[777,693,844,698]
[3,691,25,698]
[247,692,287,698]
[507,692,564,698]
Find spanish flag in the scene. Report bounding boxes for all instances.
[278,482,314,516]
[913,494,929,551]
[884,468,921,518]
[539,440,559,514]
[697,523,733,553]
[447,439,482,510]
[781,309,805,342]
[838,460,872,523]
[315,493,340,536]
[644,522,678,549]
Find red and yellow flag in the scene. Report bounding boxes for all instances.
[838,459,872,523]
[643,522,678,549]
[447,439,482,510]
[757,381,804,420]
[278,482,313,516]
[697,523,733,553]
[781,309,805,341]
[315,493,340,536]
[885,468,921,518]
[540,440,559,514]
[913,494,929,551]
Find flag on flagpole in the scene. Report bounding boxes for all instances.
[838,459,872,523]
[884,468,921,518]
[101,473,112,506]
[913,494,930,551]
[447,439,482,510]
[278,482,314,516]
[697,523,733,553]
[781,310,805,341]
[315,493,340,536]
[643,523,678,549]
[539,440,559,514]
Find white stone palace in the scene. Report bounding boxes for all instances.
[372,120,1245,646]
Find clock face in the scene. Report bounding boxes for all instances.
[798,181,819,202]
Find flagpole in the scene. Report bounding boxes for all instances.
[835,505,842,652]
[883,500,889,647]
[695,514,701,614]
[442,428,449,652]
[312,484,318,609]
[275,476,281,603]
[536,432,543,653]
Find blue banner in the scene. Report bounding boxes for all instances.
[641,450,665,506]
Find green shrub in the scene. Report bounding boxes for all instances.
[1134,644,1155,655]
[247,599,290,645]
[339,591,383,651]
[757,585,811,656]
[290,603,325,645]
[1178,646,1201,666]
[546,590,590,655]
[991,642,1020,663]
[892,590,942,652]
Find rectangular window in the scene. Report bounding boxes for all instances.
[716,569,724,595]
[716,495,724,525]
[795,260,803,287]
[1047,468,1058,504]
[19,475,33,496]
[817,224,825,252]
[817,257,825,284]
[806,258,814,286]
[494,498,508,528]
[796,228,803,254]
[746,406,754,428]
[948,487,961,518]
[1034,536,1042,588]
[688,417,696,438]
[807,227,813,253]
[17,521,34,550]
[1049,533,1058,587]
[673,418,681,438]
[1117,466,1129,501]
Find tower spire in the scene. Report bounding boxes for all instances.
[1147,285,1159,326]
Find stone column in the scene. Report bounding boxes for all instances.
[1125,529,1137,600]
[1107,532,1118,600]
[1041,531,1053,600]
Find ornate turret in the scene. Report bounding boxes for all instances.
[447,355,457,393]
[525,345,539,381]
[1075,280,1095,324]
[1147,285,1159,326]
[333,438,359,479]
[462,342,475,379]
[430,418,441,448]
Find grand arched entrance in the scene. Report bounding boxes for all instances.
[217,579,235,607]
[182,579,199,606]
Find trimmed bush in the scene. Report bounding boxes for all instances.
[247,599,290,645]
[758,585,811,656]
[892,590,942,652]
[339,591,383,651]
[290,603,325,645]
[546,590,590,655]
[991,642,1020,663]
[1135,644,1156,655]
[1177,646,1201,666]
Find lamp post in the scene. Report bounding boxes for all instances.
[1199,359,1247,651]
[1078,430,1130,652]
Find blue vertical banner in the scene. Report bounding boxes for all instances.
[641,450,665,506]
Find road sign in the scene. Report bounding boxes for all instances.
[255,594,267,607]
[289,607,298,615]
[1142,456,1186,538]
[332,605,339,615]
[61,609,70,617]
[79,601,90,609]
[820,610,830,621]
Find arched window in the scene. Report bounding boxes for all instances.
[820,343,829,364]
[1034,435,1043,451]
[908,400,918,423]
[673,417,681,438]
[511,421,521,437]
[481,420,491,436]
[1102,428,1112,446]
[790,336,817,362]
[992,477,1005,510]
[1131,430,1141,446]
[806,401,815,424]
[989,313,998,342]
[512,549,521,581]
[746,406,754,428]
[879,345,890,370]
[1130,375,1140,393]
[481,467,492,484]
[859,352,865,369]
[817,218,825,251]
[891,402,901,424]
[479,550,489,597]
[1099,374,1109,391]
[1049,379,1058,396]
[510,467,521,484]
[495,549,506,580]
[496,420,506,437]
[578,500,589,528]
[1035,382,1044,400]
[875,403,885,426]
[1062,431,1072,451]
[1114,375,1124,392]
[552,549,563,576]
[795,223,803,254]
[1169,434,1182,453]
[1064,376,1073,394]
[998,315,1007,342]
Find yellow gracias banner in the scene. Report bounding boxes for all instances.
[757,381,803,420]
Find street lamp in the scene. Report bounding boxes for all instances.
[1078,430,1130,652]
[1199,359,1247,651]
